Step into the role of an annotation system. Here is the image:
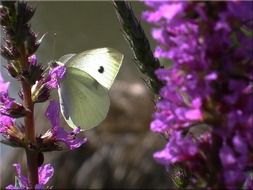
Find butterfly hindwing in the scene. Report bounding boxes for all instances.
[58,67,110,130]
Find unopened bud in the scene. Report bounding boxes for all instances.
[6,64,19,78]
[32,81,50,103]
[0,101,26,118]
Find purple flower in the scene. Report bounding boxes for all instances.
[0,73,13,109]
[28,54,37,65]
[154,132,198,165]
[0,87,26,144]
[0,73,11,105]
[0,73,25,118]
[38,164,54,186]
[143,1,253,188]
[46,65,66,89]
[0,114,14,133]
[219,145,237,168]
[43,100,86,150]
[6,163,54,190]
[0,73,15,135]
[142,2,184,23]
[0,73,9,95]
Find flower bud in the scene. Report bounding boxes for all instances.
[0,101,26,118]
[28,54,37,65]
[5,64,19,78]
[31,81,50,103]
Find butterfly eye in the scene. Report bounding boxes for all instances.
[98,66,104,73]
[49,61,61,68]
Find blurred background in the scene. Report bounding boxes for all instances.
[0,1,170,189]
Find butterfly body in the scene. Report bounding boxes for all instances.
[57,48,123,130]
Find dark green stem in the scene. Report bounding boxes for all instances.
[113,0,163,94]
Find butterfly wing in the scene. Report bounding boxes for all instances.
[58,53,76,64]
[66,48,124,89]
[58,67,110,130]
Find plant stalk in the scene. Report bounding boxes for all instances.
[21,56,38,188]
[113,0,163,94]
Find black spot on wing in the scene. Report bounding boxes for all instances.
[98,66,104,73]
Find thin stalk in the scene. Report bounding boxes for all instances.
[21,53,38,188]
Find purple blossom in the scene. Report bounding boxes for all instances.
[143,1,253,188]
[28,54,37,65]
[38,164,54,185]
[0,73,13,110]
[154,132,198,165]
[0,73,15,134]
[0,73,9,95]
[0,114,14,134]
[0,73,14,110]
[43,100,86,150]
[0,83,25,146]
[46,65,66,89]
[219,145,237,168]
[142,2,184,23]
[6,163,54,190]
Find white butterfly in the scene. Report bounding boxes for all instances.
[57,48,124,130]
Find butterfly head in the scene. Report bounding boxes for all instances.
[48,60,64,69]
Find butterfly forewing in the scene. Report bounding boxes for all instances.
[66,48,124,90]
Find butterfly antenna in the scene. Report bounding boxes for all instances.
[52,32,57,61]
[43,33,58,76]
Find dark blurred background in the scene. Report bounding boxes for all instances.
[0,2,170,189]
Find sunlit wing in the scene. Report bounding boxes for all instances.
[58,67,110,130]
[65,48,124,90]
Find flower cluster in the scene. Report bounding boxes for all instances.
[143,1,253,189]
[0,66,25,148]
[0,1,86,189]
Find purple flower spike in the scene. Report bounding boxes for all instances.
[143,1,252,188]
[46,65,66,89]
[44,100,86,150]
